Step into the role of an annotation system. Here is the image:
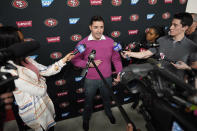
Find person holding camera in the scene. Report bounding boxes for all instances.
[0,26,75,131]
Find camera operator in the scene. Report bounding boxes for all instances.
[122,12,197,79]
[0,26,75,131]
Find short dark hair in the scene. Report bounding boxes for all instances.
[89,16,104,25]
[173,12,193,27]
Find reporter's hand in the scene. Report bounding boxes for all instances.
[121,51,131,59]
[89,60,102,67]
[62,52,75,63]
[0,92,13,110]
[171,61,191,70]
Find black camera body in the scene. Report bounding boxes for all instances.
[120,59,197,131]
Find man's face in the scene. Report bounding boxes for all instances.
[89,21,104,40]
[169,18,187,37]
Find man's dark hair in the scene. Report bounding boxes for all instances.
[89,16,104,25]
[173,12,193,27]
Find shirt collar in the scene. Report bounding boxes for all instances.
[169,35,186,44]
[88,33,106,41]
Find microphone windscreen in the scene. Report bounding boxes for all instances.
[7,41,40,58]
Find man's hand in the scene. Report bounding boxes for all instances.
[0,92,13,109]
[112,72,121,86]
[171,61,191,70]
[89,60,102,67]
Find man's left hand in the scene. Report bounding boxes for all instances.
[112,72,121,86]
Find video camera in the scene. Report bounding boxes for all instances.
[120,58,197,131]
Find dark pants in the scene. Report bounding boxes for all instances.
[83,77,113,121]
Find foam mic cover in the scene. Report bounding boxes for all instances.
[73,44,86,55]
[113,42,122,52]
[7,41,40,58]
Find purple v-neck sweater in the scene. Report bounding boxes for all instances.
[71,36,122,80]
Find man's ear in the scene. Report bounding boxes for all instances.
[183,25,189,32]
[89,25,92,31]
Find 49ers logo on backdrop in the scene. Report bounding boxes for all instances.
[70,34,82,42]
[111,0,122,6]
[76,88,85,93]
[162,12,171,19]
[12,0,28,9]
[130,14,139,21]
[179,0,187,4]
[55,79,66,86]
[148,0,157,5]
[67,0,80,7]
[44,18,58,27]
[59,102,70,108]
[50,52,62,59]
[111,31,121,38]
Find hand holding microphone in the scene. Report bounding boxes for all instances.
[72,44,86,55]
[75,50,97,82]
[113,42,131,60]
[62,44,86,63]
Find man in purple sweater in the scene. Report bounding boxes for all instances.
[71,16,122,131]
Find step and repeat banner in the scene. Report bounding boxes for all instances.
[0,0,187,123]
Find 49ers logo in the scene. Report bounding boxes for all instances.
[55,79,66,86]
[44,18,58,27]
[12,0,28,9]
[67,0,80,7]
[50,52,62,59]
[111,31,121,38]
[76,88,85,93]
[59,102,69,108]
[148,0,157,5]
[70,34,82,42]
[179,0,187,4]
[111,0,122,6]
[162,12,171,19]
[130,14,139,21]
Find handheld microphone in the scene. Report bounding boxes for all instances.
[113,42,130,60]
[73,44,86,55]
[160,53,177,63]
[75,50,96,82]
[113,42,123,52]
[125,42,143,51]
